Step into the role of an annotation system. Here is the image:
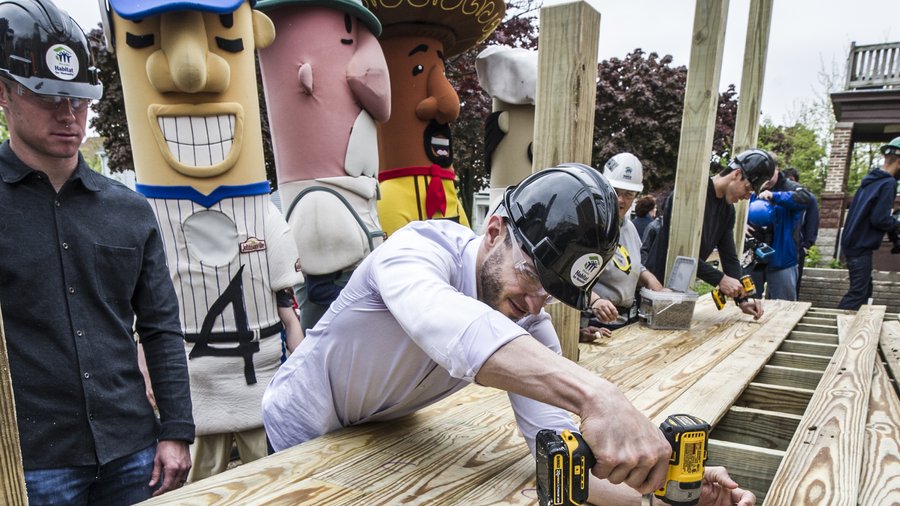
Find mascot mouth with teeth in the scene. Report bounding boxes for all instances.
[103,0,303,482]
[363,0,505,236]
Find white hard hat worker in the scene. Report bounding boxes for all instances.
[603,153,644,221]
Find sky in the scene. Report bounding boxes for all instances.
[67,0,897,126]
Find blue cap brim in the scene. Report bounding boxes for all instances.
[109,0,248,19]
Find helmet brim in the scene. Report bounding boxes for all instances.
[612,180,643,193]
[9,73,103,100]
[534,258,593,311]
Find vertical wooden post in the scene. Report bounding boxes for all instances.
[0,304,27,505]
[532,0,601,362]
[664,0,730,283]
[732,0,774,253]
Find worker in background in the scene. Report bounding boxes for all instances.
[262,164,755,505]
[644,149,774,319]
[581,154,666,342]
[631,195,657,240]
[747,164,813,300]
[838,138,900,309]
[781,167,819,299]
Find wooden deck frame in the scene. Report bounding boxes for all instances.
[0,304,27,505]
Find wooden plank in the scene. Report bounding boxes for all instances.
[531,0,600,362]
[880,320,900,394]
[793,322,838,335]
[735,383,815,416]
[799,316,837,326]
[711,406,801,450]
[768,351,832,371]
[767,305,885,505]
[753,365,823,391]
[778,340,837,357]
[859,359,900,505]
[635,300,808,424]
[663,0,730,281]
[0,303,27,505]
[788,330,838,344]
[731,0,773,252]
[544,300,580,363]
[707,439,783,488]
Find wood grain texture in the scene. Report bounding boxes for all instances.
[768,351,832,372]
[879,320,900,396]
[735,383,815,416]
[531,0,600,362]
[545,300,581,363]
[664,0,730,280]
[0,304,27,505]
[643,300,808,425]
[858,358,900,504]
[731,0,773,251]
[766,305,885,505]
[711,406,802,450]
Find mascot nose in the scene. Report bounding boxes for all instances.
[415,65,459,125]
[146,11,230,94]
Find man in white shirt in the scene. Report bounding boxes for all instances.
[263,164,755,505]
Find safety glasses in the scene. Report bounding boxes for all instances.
[15,83,90,112]
[506,224,553,304]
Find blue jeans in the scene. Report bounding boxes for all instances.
[838,254,873,310]
[749,264,799,301]
[25,445,156,506]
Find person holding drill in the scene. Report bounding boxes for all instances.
[263,164,755,504]
[644,149,775,319]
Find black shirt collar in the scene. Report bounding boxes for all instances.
[0,141,101,192]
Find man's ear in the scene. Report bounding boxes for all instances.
[484,215,505,249]
[0,84,9,108]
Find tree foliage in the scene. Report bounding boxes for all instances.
[592,49,738,196]
[758,120,827,198]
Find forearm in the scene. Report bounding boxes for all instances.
[475,335,618,419]
[639,270,663,291]
[588,475,644,505]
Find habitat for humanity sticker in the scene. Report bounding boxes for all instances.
[570,253,603,287]
[46,44,78,80]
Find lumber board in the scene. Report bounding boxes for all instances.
[711,406,801,451]
[753,364,823,391]
[731,0,773,252]
[643,301,808,425]
[663,0,729,280]
[767,305,885,505]
[735,383,815,416]
[788,330,839,345]
[858,359,900,505]
[531,0,600,362]
[880,320,900,394]
[799,316,837,326]
[778,340,837,357]
[707,439,783,489]
[0,303,27,505]
[793,322,838,335]
[767,351,832,372]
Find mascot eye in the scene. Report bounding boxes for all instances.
[125,32,154,49]
[216,37,244,53]
[412,65,424,76]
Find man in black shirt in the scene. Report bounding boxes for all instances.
[645,150,776,319]
[0,0,194,503]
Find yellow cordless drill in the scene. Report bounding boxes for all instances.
[711,275,756,310]
[535,414,710,506]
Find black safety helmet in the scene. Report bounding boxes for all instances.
[0,0,102,99]
[499,163,619,311]
[729,149,776,194]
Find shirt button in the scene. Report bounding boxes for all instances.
[83,372,90,379]
[89,413,94,421]
[75,330,83,337]
[68,286,75,294]
[62,243,69,250]
[55,200,61,207]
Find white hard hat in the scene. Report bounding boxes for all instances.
[603,153,644,193]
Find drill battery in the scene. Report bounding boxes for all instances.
[535,429,596,506]
[655,414,710,506]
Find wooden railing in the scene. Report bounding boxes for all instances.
[845,41,900,90]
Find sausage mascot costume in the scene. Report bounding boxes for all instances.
[476,45,537,207]
[363,0,505,235]
[256,0,390,331]
[102,0,303,480]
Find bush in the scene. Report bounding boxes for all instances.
[804,244,821,267]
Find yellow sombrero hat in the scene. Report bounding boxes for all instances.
[363,0,505,57]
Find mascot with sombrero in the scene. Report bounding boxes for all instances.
[476,45,537,207]
[102,0,303,481]
[363,0,505,235]
[256,0,390,331]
